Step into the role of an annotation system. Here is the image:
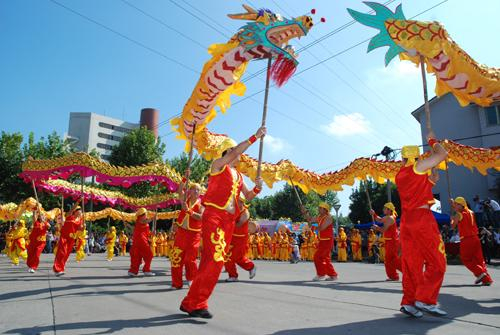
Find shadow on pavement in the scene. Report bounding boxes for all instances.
[4,314,206,334]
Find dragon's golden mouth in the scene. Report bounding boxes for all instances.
[266,24,304,49]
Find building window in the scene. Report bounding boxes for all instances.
[101,154,111,161]
[97,143,114,151]
[98,122,133,134]
[98,132,122,142]
[485,106,500,126]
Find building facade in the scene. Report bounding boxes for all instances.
[67,113,139,161]
[412,93,500,214]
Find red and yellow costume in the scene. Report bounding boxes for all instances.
[119,232,128,256]
[378,236,386,262]
[453,199,493,285]
[128,209,154,275]
[181,164,242,313]
[105,227,116,261]
[337,228,347,262]
[367,229,376,257]
[396,162,446,306]
[10,221,28,266]
[53,212,83,273]
[383,213,401,281]
[351,229,362,261]
[314,214,337,277]
[75,229,86,262]
[171,198,202,289]
[27,218,50,270]
[225,220,255,278]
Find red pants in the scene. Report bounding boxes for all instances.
[460,236,492,284]
[53,236,75,273]
[313,239,337,277]
[400,208,446,306]
[225,236,255,278]
[171,228,201,289]
[27,240,46,270]
[181,207,236,312]
[128,241,153,274]
[384,239,401,280]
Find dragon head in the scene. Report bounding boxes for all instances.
[229,4,315,86]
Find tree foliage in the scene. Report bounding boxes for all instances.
[0,131,74,205]
[167,152,211,184]
[348,180,401,224]
[250,184,340,222]
[109,127,165,167]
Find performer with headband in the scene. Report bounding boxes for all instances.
[302,202,338,281]
[53,203,84,276]
[170,183,204,290]
[370,202,401,281]
[396,132,448,318]
[180,126,266,319]
[450,197,493,286]
[127,208,156,277]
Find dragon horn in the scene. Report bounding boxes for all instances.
[228,4,258,21]
[347,2,407,66]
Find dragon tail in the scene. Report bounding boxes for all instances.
[347,1,406,66]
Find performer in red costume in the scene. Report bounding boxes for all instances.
[302,202,338,281]
[127,208,156,277]
[27,210,51,273]
[396,132,448,318]
[370,202,401,281]
[180,126,265,319]
[53,203,84,276]
[450,197,493,286]
[224,198,256,282]
[170,183,204,289]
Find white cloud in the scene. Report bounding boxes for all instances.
[321,113,372,137]
[265,134,288,153]
[376,60,421,79]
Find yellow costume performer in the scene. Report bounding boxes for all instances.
[10,220,28,266]
[351,229,363,261]
[105,226,116,261]
[367,229,376,257]
[337,227,347,262]
[119,231,128,256]
[75,229,87,262]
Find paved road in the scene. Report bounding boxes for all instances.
[0,254,498,335]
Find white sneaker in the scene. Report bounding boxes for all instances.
[313,275,326,281]
[187,281,192,287]
[475,272,487,285]
[226,277,238,282]
[400,305,423,318]
[249,267,256,279]
[325,276,337,281]
[415,301,447,316]
[54,271,65,277]
[128,271,138,277]
[143,272,156,277]
[28,268,35,273]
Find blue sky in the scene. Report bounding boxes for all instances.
[2,0,499,216]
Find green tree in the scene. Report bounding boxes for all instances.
[108,127,166,198]
[348,180,400,224]
[0,131,74,205]
[250,184,340,222]
[167,152,211,184]
[109,127,165,166]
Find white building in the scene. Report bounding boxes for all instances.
[411,93,500,214]
[67,113,139,161]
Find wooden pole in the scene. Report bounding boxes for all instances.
[363,180,376,223]
[31,180,42,214]
[185,123,197,186]
[61,195,64,221]
[81,175,85,225]
[289,178,303,207]
[419,54,432,134]
[256,57,273,179]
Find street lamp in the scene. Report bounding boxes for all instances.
[333,204,341,235]
[380,146,395,202]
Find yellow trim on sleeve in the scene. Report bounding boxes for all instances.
[412,162,430,176]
